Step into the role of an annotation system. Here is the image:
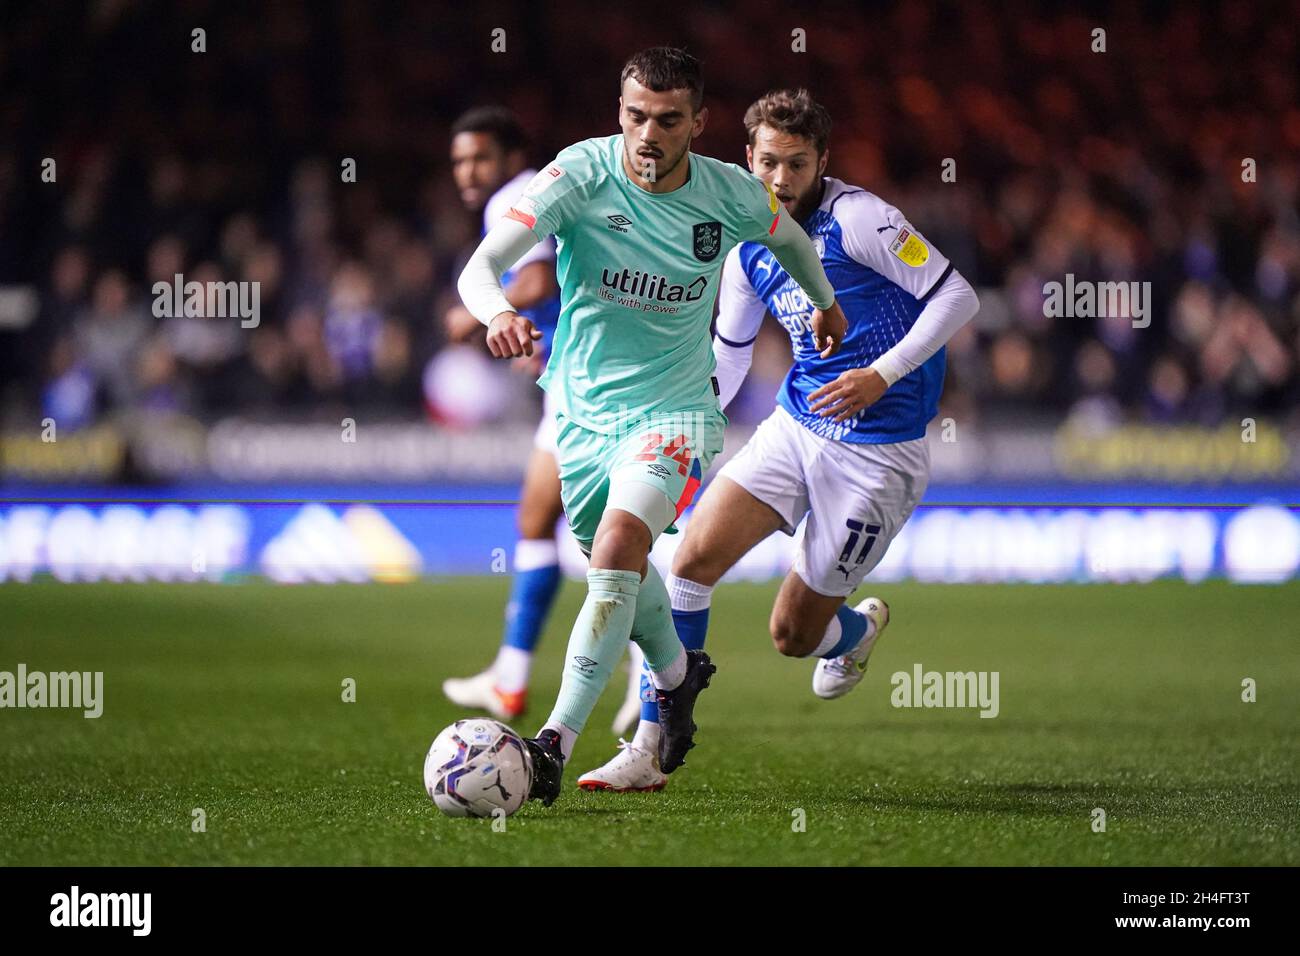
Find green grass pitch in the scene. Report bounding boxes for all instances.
[1,579,1296,866]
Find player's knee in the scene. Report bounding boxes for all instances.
[590,515,651,571]
[769,614,817,657]
[671,544,723,588]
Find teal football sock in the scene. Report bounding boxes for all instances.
[546,568,640,737]
[630,561,687,675]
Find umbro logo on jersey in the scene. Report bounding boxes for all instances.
[606,214,633,234]
[573,656,599,669]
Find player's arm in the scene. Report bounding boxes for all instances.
[448,188,558,345]
[457,149,587,358]
[502,260,557,312]
[489,180,559,313]
[712,246,767,410]
[451,252,556,345]
[868,270,978,384]
[456,216,545,357]
[755,208,845,358]
[810,198,979,422]
[811,274,979,419]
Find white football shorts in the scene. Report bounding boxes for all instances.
[717,404,929,597]
[532,386,560,456]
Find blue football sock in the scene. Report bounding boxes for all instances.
[820,604,868,659]
[672,607,710,651]
[502,561,562,652]
[639,605,710,723]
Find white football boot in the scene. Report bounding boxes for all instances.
[576,739,667,793]
[812,596,891,700]
[441,669,527,721]
[611,641,645,735]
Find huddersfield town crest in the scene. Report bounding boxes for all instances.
[692,221,722,262]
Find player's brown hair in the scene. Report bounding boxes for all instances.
[743,88,832,156]
[620,47,704,113]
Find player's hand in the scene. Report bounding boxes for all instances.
[486,312,542,358]
[810,300,847,358]
[808,367,888,423]
[444,304,483,343]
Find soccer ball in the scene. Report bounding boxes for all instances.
[423,718,532,818]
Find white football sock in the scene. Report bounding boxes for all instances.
[514,538,558,571]
[631,718,661,751]
[810,616,842,657]
[808,613,877,658]
[667,574,714,612]
[650,645,687,691]
[493,645,532,693]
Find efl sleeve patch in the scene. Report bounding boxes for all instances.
[888,227,930,267]
[515,150,590,236]
[523,164,565,197]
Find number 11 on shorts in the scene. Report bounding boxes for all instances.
[838,518,881,567]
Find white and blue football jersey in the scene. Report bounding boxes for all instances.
[717,177,954,443]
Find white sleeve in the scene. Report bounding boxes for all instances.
[504,235,555,272]
[484,179,556,271]
[754,209,836,310]
[837,191,953,302]
[869,270,979,385]
[456,217,544,325]
[712,246,767,410]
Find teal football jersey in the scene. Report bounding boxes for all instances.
[507,134,781,434]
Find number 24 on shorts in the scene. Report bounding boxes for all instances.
[633,433,693,476]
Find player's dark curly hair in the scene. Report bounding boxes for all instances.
[450,106,529,155]
[744,89,832,156]
[620,46,704,112]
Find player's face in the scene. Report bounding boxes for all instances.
[618,78,706,184]
[746,125,828,222]
[450,132,517,211]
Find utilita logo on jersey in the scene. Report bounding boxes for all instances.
[598,267,708,314]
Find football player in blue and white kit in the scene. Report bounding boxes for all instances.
[578,89,979,791]
[441,107,616,723]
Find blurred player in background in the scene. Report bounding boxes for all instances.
[440,107,569,721]
[578,88,980,791]
[457,50,847,806]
